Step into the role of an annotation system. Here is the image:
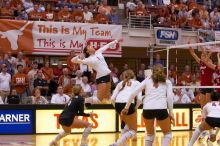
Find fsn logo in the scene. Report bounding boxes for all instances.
[157,29,178,40]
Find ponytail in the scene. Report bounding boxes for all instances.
[119,69,135,92]
[152,65,166,84]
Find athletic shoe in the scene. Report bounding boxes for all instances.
[49,141,58,146]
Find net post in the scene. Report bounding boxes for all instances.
[166,46,169,79]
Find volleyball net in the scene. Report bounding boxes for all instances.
[149,39,220,103]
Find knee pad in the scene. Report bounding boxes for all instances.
[145,134,155,143]
[164,132,172,140]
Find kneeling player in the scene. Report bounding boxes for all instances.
[49,85,94,146]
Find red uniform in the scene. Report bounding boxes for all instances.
[214,66,220,92]
[200,61,213,86]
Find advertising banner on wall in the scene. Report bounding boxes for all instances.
[36,109,116,133]
[0,110,33,134]
[192,108,202,129]
[154,27,182,46]
[0,20,122,57]
[119,108,190,131]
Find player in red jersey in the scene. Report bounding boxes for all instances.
[189,47,213,108]
[189,46,214,140]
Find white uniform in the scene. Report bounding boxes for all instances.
[203,101,220,118]
[125,78,174,113]
[111,79,142,103]
[81,43,111,79]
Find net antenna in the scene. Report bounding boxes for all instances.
[166,40,220,88]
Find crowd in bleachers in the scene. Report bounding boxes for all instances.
[126,0,220,29]
[0,0,219,29]
[0,0,120,24]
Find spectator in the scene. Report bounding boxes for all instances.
[123,63,129,71]
[31,87,48,104]
[178,6,188,28]
[28,4,44,20]
[51,86,70,104]
[7,51,16,66]
[173,88,191,103]
[96,8,109,24]
[1,53,13,74]
[0,64,11,102]
[83,5,93,23]
[126,0,136,18]
[53,62,63,79]
[178,65,193,85]
[22,0,34,13]
[137,63,146,82]
[10,0,23,9]
[201,12,214,29]
[187,0,197,11]
[72,6,84,23]
[67,50,79,77]
[168,64,176,85]
[23,61,32,74]
[58,68,71,91]
[177,0,186,10]
[12,64,29,102]
[81,76,92,96]
[15,51,26,69]
[210,7,220,29]
[28,61,38,93]
[56,0,70,8]
[44,3,55,21]
[63,78,76,96]
[75,70,83,85]
[181,88,195,102]
[69,0,81,8]
[33,70,48,97]
[41,61,54,82]
[98,0,111,15]
[135,1,147,16]
[5,89,20,104]
[188,8,203,29]
[108,7,119,24]
[58,5,71,22]
[153,53,164,66]
[14,4,28,20]
[0,1,13,17]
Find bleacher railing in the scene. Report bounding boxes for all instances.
[128,14,152,29]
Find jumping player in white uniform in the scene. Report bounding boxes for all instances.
[49,85,94,146]
[72,40,118,104]
[121,65,174,146]
[188,92,220,146]
[110,69,143,146]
